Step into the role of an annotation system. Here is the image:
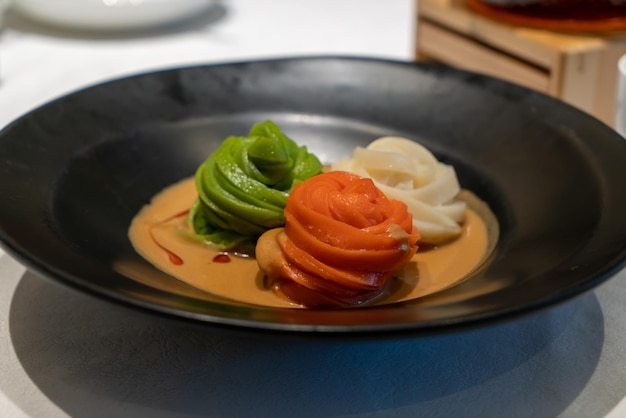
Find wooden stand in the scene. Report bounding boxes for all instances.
[416,0,626,126]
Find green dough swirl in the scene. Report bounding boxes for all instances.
[188,120,322,250]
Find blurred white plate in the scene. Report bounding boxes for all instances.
[11,0,218,31]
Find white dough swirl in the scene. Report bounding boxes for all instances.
[331,136,466,244]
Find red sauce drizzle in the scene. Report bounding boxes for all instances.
[160,209,190,223]
[213,253,231,263]
[149,230,184,265]
[148,209,190,265]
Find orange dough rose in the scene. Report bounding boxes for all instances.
[256,171,420,307]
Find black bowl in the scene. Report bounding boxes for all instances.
[0,56,625,338]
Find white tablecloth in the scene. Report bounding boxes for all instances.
[1,1,626,416]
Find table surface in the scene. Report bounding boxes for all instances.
[1,1,626,417]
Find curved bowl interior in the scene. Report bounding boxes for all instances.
[0,57,625,337]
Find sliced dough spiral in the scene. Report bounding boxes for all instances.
[331,136,466,243]
[256,171,419,307]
